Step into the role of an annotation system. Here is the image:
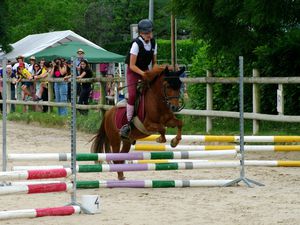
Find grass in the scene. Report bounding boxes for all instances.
[1,105,299,135]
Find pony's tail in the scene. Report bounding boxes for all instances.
[90,117,106,154]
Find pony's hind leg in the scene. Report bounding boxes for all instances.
[113,140,131,180]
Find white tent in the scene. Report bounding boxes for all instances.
[1,30,105,61]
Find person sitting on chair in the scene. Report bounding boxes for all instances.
[120,18,157,139]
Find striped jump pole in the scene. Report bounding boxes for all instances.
[76,179,233,188]
[5,180,234,189]
[12,160,300,171]
[0,168,72,181]
[7,150,237,162]
[129,160,300,167]
[0,182,72,196]
[76,162,240,172]
[139,135,300,143]
[10,162,240,174]
[131,144,300,152]
[0,205,80,220]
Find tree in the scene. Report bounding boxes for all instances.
[171,0,300,75]
[172,0,300,114]
[0,0,88,52]
[0,0,12,52]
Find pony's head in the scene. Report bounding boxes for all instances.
[145,65,185,112]
[162,66,185,112]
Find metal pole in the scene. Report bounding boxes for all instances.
[224,56,264,187]
[148,0,154,21]
[2,58,7,171]
[71,57,77,203]
[239,56,246,179]
[171,14,176,70]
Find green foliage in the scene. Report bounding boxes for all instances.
[173,0,300,115]
[1,0,192,53]
[4,0,88,44]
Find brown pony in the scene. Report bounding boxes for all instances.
[91,65,184,180]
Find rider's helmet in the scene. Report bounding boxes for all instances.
[138,19,153,33]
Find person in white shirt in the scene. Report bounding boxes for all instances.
[12,55,29,72]
[120,19,157,139]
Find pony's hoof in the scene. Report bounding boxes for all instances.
[118,176,126,180]
[156,136,166,143]
[170,138,179,148]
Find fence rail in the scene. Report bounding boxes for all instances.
[1,69,300,134]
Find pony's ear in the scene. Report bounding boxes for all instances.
[164,66,169,75]
[176,67,185,76]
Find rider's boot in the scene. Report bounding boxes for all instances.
[120,104,134,139]
[120,122,132,139]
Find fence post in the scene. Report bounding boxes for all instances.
[6,80,11,113]
[206,70,213,133]
[252,69,260,134]
[277,84,284,115]
[48,75,54,113]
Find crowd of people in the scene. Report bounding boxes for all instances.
[0,48,106,116]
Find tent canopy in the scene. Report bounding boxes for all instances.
[34,41,125,63]
[1,30,105,61]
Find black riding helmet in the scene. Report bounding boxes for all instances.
[138,19,153,33]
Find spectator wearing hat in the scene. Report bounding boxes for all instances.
[12,55,29,72]
[75,48,87,97]
[75,49,86,75]
[28,56,36,74]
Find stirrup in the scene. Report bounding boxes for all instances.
[120,124,131,139]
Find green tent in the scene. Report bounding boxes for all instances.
[34,41,125,63]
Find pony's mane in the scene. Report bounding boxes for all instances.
[146,65,182,90]
[147,65,165,78]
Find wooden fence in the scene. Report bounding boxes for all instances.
[1,69,300,134]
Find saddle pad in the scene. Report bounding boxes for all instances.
[115,95,145,130]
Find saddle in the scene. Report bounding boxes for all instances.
[115,84,153,135]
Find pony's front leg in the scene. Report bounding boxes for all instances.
[144,122,166,143]
[166,117,183,148]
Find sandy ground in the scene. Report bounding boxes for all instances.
[0,121,300,225]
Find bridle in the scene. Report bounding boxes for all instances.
[162,77,185,112]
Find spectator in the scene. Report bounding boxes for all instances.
[67,59,93,115]
[35,61,51,112]
[39,58,46,69]
[12,55,29,72]
[75,48,85,76]
[6,65,17,112]
[100,63,108,76]
[15,62,33,101]
[105,63,115,104]
[28,56,36,74]
[51,58,68,116]
[65,60,72,102]
[32,63,43,101]
[1,62,16,112]
[75,48,86,96]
